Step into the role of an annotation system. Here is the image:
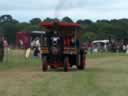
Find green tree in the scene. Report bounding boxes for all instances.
[62,17,73,23]
[77,19,93,25]
[30,18,41,25]
[43,18,54,22]
[0,15,18,24]
[2,22,18,44]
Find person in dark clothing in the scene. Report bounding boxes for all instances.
[33,47,40,57]
[0,37,4,62]
[75,39,80,48]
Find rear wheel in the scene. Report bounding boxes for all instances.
[42,56,48,72]
[77,54,86,70]
[64,57,70,72]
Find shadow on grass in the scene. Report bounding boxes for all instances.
[39,66,128,73]
[85,67,128,74]
[47,67,84,72]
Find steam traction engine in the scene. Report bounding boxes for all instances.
[40,21,86,72]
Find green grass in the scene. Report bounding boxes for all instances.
[0,49,128,96]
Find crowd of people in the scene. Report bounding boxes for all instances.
[87,39,128,54]
[1,34,128,62]
[17,36,41,58]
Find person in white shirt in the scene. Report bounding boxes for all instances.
[32,37,41,57]
[122,45,126,53]
[126,44,128,54]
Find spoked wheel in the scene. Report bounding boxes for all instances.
[42,56,48,72]
[64,57,70,72]
[77,54,86,70]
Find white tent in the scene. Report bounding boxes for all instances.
[31,31,46,34]
[92,40,109,44]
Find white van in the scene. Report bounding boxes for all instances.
[92,40,109,52]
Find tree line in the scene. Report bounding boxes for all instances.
[0,14,128,44]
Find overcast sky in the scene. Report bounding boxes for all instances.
[0,0,128,22]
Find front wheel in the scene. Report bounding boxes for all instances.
[64,57,70,72]
[42,56,48,72]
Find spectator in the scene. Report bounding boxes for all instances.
[126,44,128,54]
[32,37,41,57]
[3,38,8,61]
[3,38,8,48]
[19,40,23,49]
[122,44,126,53]
[88,41,93,54]
[0,36,4,62]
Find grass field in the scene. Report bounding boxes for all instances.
[0,50,128,96]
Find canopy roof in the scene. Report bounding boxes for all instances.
[40,22,80,28]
